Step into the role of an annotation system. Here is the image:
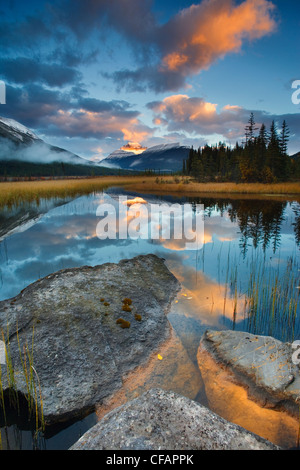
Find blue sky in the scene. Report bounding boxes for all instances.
[0,0,299,159]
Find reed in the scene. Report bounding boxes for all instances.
[0,323,45,437]
[124,177,300,196]
[0,176,140,208]
[221,250,300,342]
[0,176,299,209]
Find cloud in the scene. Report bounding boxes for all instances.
[1,57,81,87]
[159,0,276,72]
[0,14,52,50]
[76,98,137,117]
[0,0,277,94]
[45,108,153,144]
[109,0,277,92]
[147,93,300,151]
[120,143,147,154]
[148,94,245,138]
[2,83,153,153]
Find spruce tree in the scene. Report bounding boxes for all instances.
[280,120,290,156]
[266,121,282,180]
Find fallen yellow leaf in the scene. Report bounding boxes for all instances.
[157,354,163,360]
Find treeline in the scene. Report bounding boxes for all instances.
[183,114,300,182]
[0,160,133,178]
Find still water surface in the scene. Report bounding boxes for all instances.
[0,188,299,449]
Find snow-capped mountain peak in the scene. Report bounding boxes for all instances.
[101,142,190,172]
[106,149,135,160]
[0,116,40,143]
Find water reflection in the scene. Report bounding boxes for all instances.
[0,189,299,449]
[0,191,299,340]
[189,196,299,255]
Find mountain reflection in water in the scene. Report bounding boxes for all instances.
[0,189,299,450]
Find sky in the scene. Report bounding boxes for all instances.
[0,0,299,160]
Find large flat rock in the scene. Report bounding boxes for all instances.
[0,254,180,425]
[70,388,279,450]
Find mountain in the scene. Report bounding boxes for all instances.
[0,116,95,166]
[101,143,190,172]
[291,152,300,161]
[0,117,41,144]
[0,116,128,177]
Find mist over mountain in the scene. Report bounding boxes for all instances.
[0,117,191,176]
[0,116,132,177]
[0,116,94,166]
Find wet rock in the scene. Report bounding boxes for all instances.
[198,330,300,417]
[70,388,279,450]
[0,254,180,425]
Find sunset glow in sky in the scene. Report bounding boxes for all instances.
[1,0,299,159]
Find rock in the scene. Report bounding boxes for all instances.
[0,254,180,425]
[69,388,279,450]
[199,330,300,415]
[95,328,204,421]
[197,330,300,448]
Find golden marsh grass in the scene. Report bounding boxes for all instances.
[125,176,300,196]
[0,176,299,208]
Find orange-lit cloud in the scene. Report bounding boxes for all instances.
[110,0,277,92]
[162,52,189,71]
[148,94,257,140]
[160,0,277,77]
[48,109,153,145]
[167,261,245,326]
[151,95,218,124]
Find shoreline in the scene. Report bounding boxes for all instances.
[0,176,299,208]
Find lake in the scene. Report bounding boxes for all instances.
[0,186,299,449]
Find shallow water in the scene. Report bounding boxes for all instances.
[0,187,299,449]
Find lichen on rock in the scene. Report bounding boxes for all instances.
[0,254,180,426]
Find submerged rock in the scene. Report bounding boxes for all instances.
[70,388,279,450]
[198,330,300,415]
[0,254,180,425]
[197,330,300,448]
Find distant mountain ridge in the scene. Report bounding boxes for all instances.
[101,143,190,172]
[0,116,191,176]
[0,116,94,166]
[0,116,130,177]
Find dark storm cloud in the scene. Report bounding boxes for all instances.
[0,15,52,49]
[2,81,153,144]
[76,97,138,117]
[54,0,156,43]
[3,83,72,128]
[1,0,278,95]
[106,66,186,94]
[2,82,149,140]
[103,0,277,93]
[1,57,81,87]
